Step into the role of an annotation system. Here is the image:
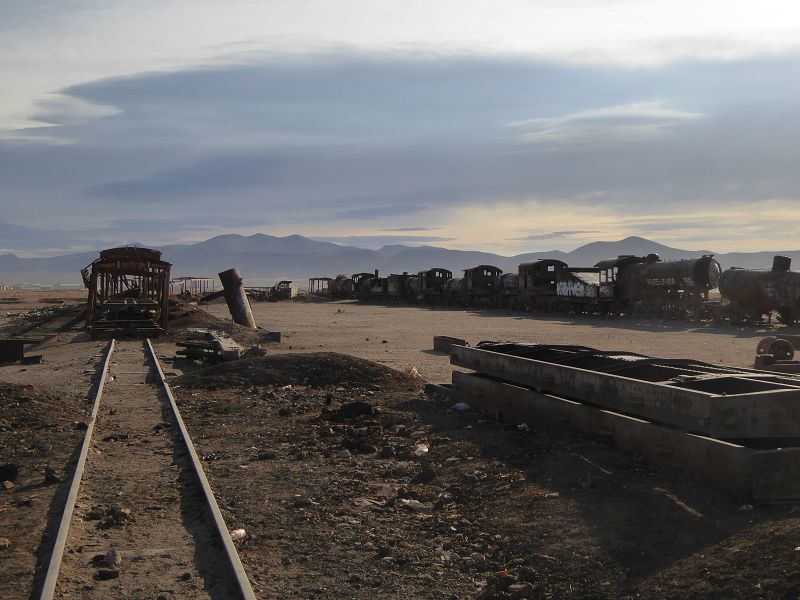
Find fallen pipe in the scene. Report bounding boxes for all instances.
[218,267,257,329]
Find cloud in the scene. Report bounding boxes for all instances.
[509,101,704,148]
[311,235,454,249]
[0,51,799,256]
[85,154,291,200]
[511,230,600,241]
[333,205,427,220]
[379,226,443,232]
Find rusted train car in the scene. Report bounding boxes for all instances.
[333,253,800,324]
[82,247,171,337]
[719,256,800,323]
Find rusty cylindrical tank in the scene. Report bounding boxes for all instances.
[718,256,800,317]
[643,255,721,288]
[218,268,257,329]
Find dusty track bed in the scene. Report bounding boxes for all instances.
[171,351,800,599]
[0,383,86,599]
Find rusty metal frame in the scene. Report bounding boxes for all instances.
[82,247,171,335]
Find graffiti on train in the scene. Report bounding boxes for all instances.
[556,280,597,298]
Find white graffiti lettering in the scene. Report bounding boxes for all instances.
[557,280,598,298]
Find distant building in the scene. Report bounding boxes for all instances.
[0,281,12,290]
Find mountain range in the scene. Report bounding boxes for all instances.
[0,234,797,287]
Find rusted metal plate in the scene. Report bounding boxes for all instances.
[451,345,800,439]
[452,372,754,492]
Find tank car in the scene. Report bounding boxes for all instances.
[614,254,722,318]
[719,256,800,323]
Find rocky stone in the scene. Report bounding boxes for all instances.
[508,582,533,598]
[292,495,315,508]
[476,585,497,599]
[257,450,277,460]
[378,445,395,459]
[499,574,517,589]
[2,480,13,491]
[94,569,120,580]
[336,449,352,459]
[334,401,374,419]
[412,467,437,484]
[0,537,11,549]
[44,466,61,484]
[0,463,19,482]
[105,548,122,567]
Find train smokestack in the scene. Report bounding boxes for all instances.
[218,267,257,329]
[772,255,791,272]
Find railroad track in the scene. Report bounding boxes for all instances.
[38,339,255,600]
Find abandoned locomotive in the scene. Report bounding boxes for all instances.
[324,253,800,322]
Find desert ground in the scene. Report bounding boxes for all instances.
[202,297,772,381]
[1,293,799,599]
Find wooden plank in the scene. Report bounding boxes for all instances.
[451,346,800,439]
[452,371,753,492]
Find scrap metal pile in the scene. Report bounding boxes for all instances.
[81,247,171,338]
[314,254,800,323]
[176,330,243,363]
[448,341,800,500]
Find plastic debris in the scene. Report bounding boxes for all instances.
[231,528,246,540]
[452,402,471,411]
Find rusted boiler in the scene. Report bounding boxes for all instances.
[719,255,800,323]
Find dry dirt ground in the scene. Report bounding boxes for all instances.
[202,298,775,382]
[2,294,800,599]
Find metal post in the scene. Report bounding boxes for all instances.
[218,268,257,329]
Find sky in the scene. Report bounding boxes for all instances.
[1,0,799,257]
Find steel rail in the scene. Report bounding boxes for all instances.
[145,338,257,600]
[39,339,116,600]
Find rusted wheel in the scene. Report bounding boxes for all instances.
[756,337,794,360]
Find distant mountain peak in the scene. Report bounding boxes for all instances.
[1,232,795,285]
